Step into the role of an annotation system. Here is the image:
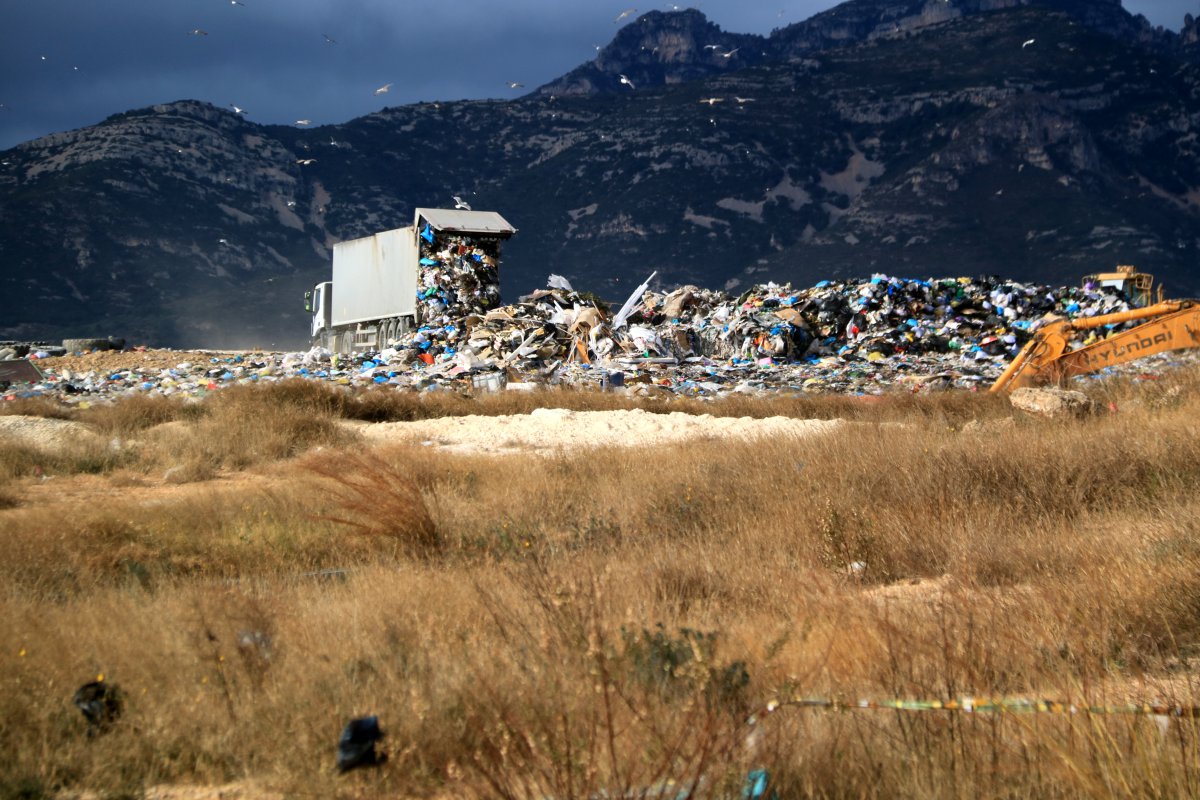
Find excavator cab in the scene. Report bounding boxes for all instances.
[1081,265,1162,308]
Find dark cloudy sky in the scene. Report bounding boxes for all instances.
[0,0,1193,151]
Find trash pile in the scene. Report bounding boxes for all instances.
[416,222,502,323]
[3,272,1192,403]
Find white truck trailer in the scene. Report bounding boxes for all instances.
[306,207,516,353]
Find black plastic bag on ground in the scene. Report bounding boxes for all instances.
[73,680,123,735]
[337,715,386,773]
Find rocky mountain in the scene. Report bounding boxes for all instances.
[0,0,1198,348]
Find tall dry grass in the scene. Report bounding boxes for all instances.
[1,371,1200,797]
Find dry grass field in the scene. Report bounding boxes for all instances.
[3,371,1200,798]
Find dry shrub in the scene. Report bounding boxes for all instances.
[303,449,442,559]
[0,440,53,481]
[233,377,350,417]
[76,393,197,437]
[462,563,756,799]
[0,483,19,510]
[0,481,382,596]
[142,382,353,475]
[0,436,130,481]
[0,395,76,419]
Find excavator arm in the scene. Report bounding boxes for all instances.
[989,301,1200,392]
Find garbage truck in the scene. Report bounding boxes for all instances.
[306,207,517,353]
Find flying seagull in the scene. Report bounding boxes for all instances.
[296,158,317,165]
[615,8,636,23]
[322,33,337,44]
[374,82,392,95]
[453,196,472,210]
[231,0,244,6]
[507,80,524,89]
[619,74,635,89]
[719,48,739,58]
[230,104,246,114]
[295,119,311,126]
[733,96,755,104]
[699,97,723,105]
[188,29,208,36]
[703,44,722,50]
[1022,38,1036,48]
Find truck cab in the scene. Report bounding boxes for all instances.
[305,281,333,348]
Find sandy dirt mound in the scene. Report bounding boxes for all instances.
[349,407,843,455]
[0,415,103,453]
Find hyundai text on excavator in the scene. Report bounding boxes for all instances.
[989,266,1199,393]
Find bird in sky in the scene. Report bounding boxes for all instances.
[328,137,341,147]
[615,8,637,23]
[453,196,472,210]
[230,104,246,114]
[219,238,230,245]
[296,158,317,164]
[703,44,722,50]
[719,48,739,58]
[1022,38,1036,48]
[188,29,208,36]
[507,80,524,89]
[231,0,244,6]
[295,119,311,126]
[0,103,10,111]
[322,33,337,44]
[699,97,723,105]
[374,83,392,95]
[733,96,755,104]
[619,74,635,89]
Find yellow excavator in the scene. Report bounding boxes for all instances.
[989,267,1199,393]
